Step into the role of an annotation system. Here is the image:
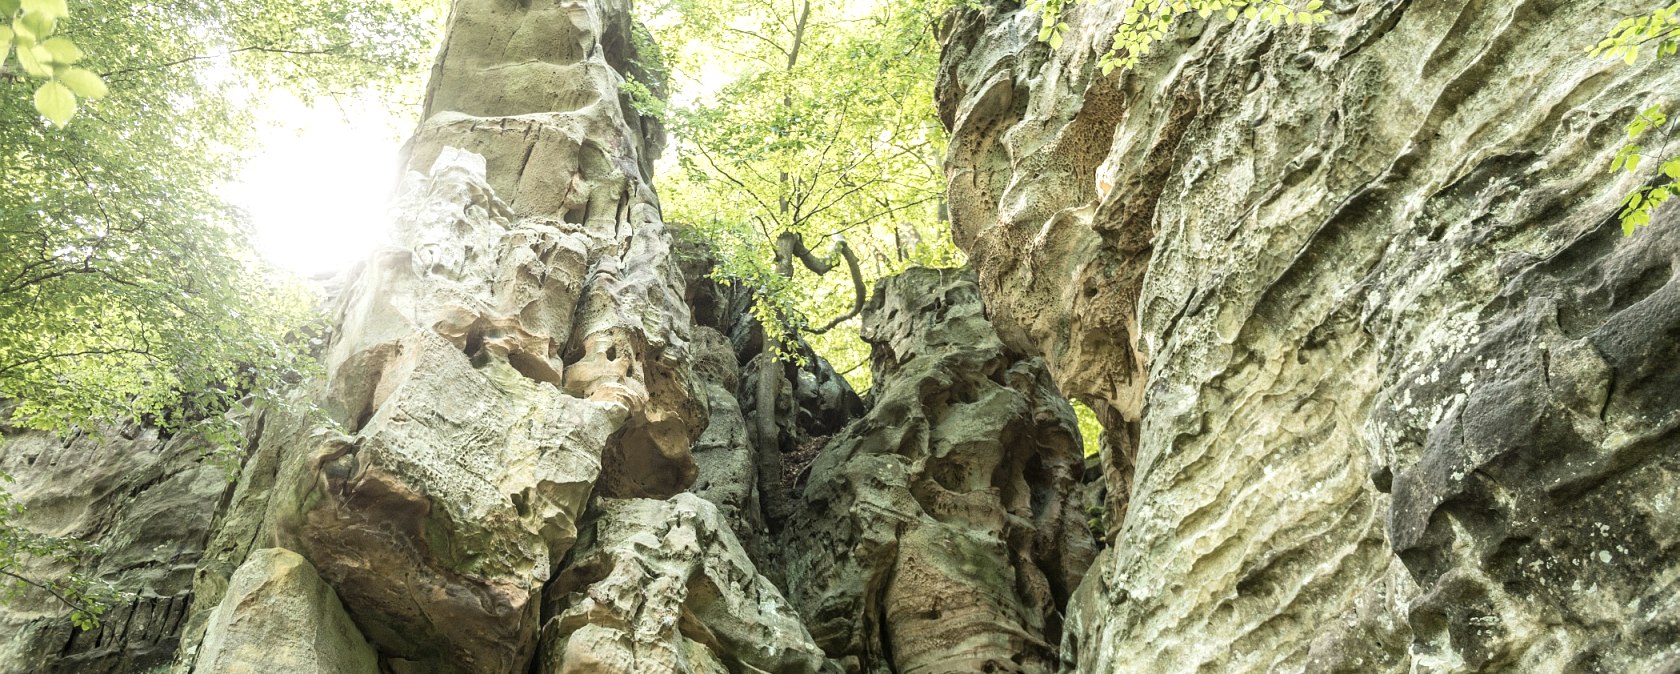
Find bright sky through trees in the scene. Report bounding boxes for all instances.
[222,91,414,277]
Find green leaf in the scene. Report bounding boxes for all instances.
[0,25,11,55]
[14,40,50,77]
[34,78,75,125]
[56,67,105,98]
[19,0,67,19]
[17,10,53,39]
[39,35,79,63]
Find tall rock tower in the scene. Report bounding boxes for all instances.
[169,2,822,672]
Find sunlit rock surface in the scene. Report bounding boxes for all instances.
[169,0,720,670]
[779,268,1094,674]
[938,0,1680,671]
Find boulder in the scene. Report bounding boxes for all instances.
[191,548,376,674]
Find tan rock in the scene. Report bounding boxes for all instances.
[191,548,376,674]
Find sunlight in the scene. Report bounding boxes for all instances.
[222,91,417,278]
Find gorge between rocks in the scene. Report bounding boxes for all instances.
[2,1,1678,673]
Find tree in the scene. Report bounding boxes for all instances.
[1,0,109,126]
[0,0,441,625]
[1590,3,1680,235]
[634,0,962,385]
[1030,0,1326,72]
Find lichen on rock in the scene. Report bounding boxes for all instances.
[937,0,1680,671]
[778,268,1094,674]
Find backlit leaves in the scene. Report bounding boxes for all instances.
[1594,5,1680,235]
[1029,0,1328,75]
[2,0,104,125]
[1,0,441,629]
[639,0,962,384]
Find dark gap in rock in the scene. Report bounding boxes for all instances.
[462,328,484,359]
[507,351,562,385]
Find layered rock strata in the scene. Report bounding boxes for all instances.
[0,419,232,674]
[938,0,1680,671]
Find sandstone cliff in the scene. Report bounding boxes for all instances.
[0,1,1089,672]
[937,0,1680,671]
[3,0,1677,672]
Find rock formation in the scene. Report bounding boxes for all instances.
[6,0,1672,672]
[536,495,825,674]
[937,0,1680,671]
[778,268,1093,674]
[163,0,781,671]
[190,548,377,674]
[0,417,233,674]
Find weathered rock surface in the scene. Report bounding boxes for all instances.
[675,236,867,553]
[0,419,232,674]
[685,326,772,559]
[191,548,375,674]
[537,495,824,674]
[938,0,1680,671]
[779,268,1093,673]
[150,0,701,671]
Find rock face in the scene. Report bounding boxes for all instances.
[191,548,376,674]
[25,0,1672,672]
[938,0,1680,671]
[778,268,1094,674]
[536,495,824,674]
[0,419,232,674]
[166,0,788,672]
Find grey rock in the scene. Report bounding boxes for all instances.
[0,419,232,674]
[937,0,1680,671]
[778,268,1094,674]
[536,495,825,674]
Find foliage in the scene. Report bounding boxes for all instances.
[1,0,108,125]
[0,476,119,630]
[1031,0,1327,74]
[1591,4,1680,235]
[0,0,440,628]
[1071,400,1103,458]
[636,0,963,386]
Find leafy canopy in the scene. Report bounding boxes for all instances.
[1,0,109,126]
[635,0,963,386]
[1,0,441,625]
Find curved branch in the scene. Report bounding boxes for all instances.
[806,239,865,335]
[101,44,353,80]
